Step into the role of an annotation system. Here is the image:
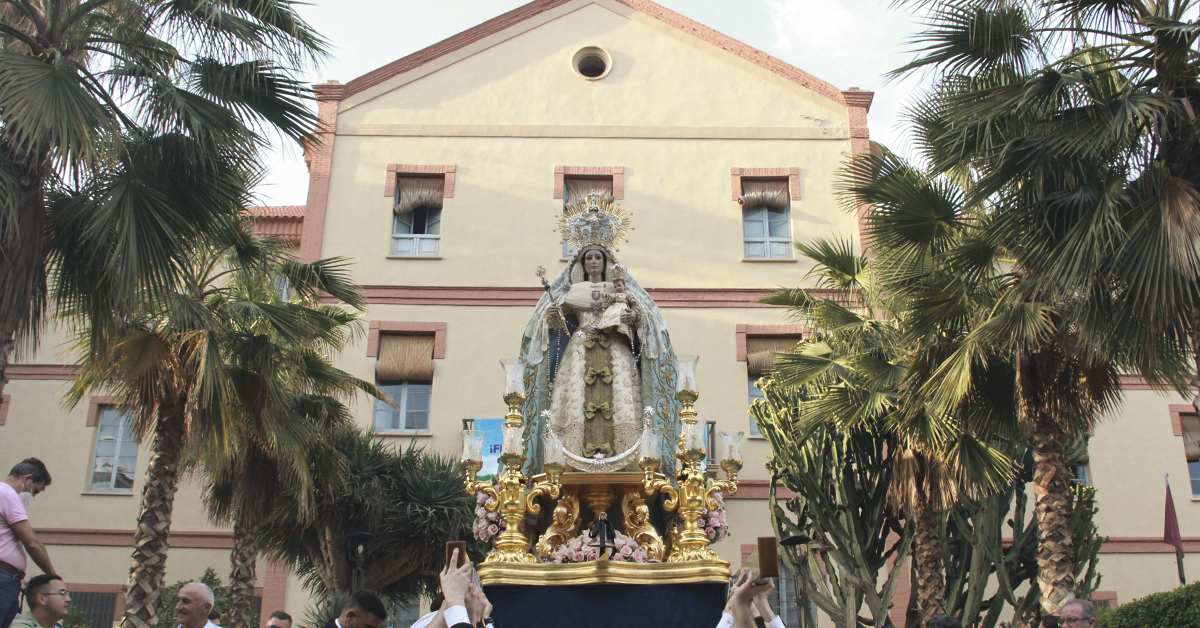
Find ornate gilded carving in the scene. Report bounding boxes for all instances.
[535,491,580,559]
[622,490,663,561]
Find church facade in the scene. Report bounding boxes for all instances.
[1,1,1196,626]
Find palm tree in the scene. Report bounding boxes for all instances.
[256,427,477,601]
[0,0,326,398]
[763,153,1017,621]
[68,218,370,628]
[890,0,1197,612]
[197,239,376,628]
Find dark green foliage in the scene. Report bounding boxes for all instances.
[156,568,236,628]
[1097,581,1200,628]
[753,379,911,628]
[938,446,1104,628]
[257,427,478,604]
[62,604,92,628]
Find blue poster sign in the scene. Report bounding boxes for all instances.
[473,418,505,481]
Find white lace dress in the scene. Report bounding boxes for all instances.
[547,281,643,459]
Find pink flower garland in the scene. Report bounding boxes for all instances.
[548,530,656,564]
[471,485,524,542]
[688,490,729,543]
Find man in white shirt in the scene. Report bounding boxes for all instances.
[175,583,219,628]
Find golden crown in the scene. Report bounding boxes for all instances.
[557,194,632,251]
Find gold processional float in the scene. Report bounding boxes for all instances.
[457,195,744,586]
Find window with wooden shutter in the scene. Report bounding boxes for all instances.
[740,179,792,259]
[392,176,443,256]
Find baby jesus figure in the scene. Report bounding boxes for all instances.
[595,268,640,341]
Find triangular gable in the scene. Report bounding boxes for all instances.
[339,0,846,107]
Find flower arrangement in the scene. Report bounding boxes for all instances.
[472,490,501,541]
[689,490,729,543]
[547,530,655,564]
[471,487,524,542]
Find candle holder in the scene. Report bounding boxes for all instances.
[460,391,562,564]
[500,358,526,427]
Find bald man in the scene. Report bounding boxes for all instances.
[175,583,218,628]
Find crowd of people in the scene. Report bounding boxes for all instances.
[0,457,1104,628]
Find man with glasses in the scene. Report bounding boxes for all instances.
[1059,599,1098,628]
[10,574,69,628]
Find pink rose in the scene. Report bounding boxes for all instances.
[487,524,499,536]
[620,545,633,557]
[706,527,717,539]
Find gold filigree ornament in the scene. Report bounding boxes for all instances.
[557,194,633,251]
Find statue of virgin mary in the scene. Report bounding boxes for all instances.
[519,196,680,475]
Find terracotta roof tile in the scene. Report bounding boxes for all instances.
[245,205,305,218]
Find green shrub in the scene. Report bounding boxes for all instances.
[1096,581,1200,628]
[62,604,91,628]
[156,568,232,628]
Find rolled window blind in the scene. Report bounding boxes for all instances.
[746,337,800,375]
[376,334,435,381]
[739,179,789,211]
[395,177,444,217]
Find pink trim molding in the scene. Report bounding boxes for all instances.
[554,166,625,200]
[38,528,237,549]
[298,82,341,263]
[333,286,841,308]
[366,321,448,359]
[86,396,122,428]
[724,479,793,500]
[6,364,79,380]
[383,164,457,198]
[730,167,800,201]
[259,560,290,626]
[1169,404,1193,437]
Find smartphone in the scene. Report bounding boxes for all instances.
[757,536,779,578]
[446,541,468,568]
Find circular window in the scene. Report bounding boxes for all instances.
[572,46,612,80]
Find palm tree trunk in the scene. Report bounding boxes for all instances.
[911,496,946,622]
[227,508,259,628]
[122,398,187,628]
[0,144,50,400]
[1030,414,1075,615]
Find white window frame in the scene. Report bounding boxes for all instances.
[748,374,766,436]
[391,206,441,257]
[89,406,137,493]
[1190,461,1200,498]
[374,381,433,433]
[1070,461,1091,487]
[742,179,792,259]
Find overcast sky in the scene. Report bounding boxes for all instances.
[254,0,930,205]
